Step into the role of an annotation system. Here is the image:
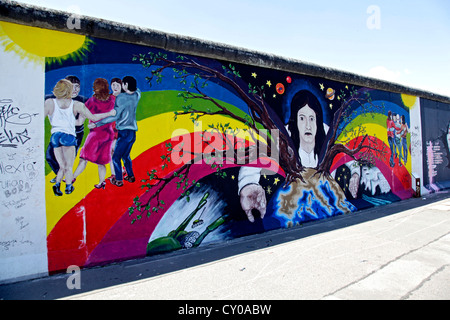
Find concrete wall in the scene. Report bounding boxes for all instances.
[1,0,449,283]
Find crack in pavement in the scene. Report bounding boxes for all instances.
[322,231,450,299]
[400,264,450,300]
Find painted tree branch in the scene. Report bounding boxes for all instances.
[135,52,304,183]
[317,88,388,175]
[129,53,393,224]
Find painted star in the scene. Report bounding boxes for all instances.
[329,103,333,109]
[319,83,324,91]
[251,72,257,78]
[273,177,280,185]
[266,186,272,195]
[231,175,235,180]
[266,80,272,87]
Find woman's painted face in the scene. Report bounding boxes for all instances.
[297,104,317,146]
[111,82,121,94]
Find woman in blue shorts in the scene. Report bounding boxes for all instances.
[45,79,115,196]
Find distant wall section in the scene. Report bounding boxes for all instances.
[421,99,450,193]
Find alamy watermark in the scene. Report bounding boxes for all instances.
[66,265,81,290]
[169,122,280,173]
[367,5,381,30]
[66,5,82,30]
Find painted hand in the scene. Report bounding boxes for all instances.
[88,123,96,129]
[110,109,116,116]
[239,184,267,223]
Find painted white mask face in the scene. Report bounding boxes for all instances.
[361,166,372,180]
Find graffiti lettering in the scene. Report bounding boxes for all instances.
[0,238,33,252]
[15,216,29,230]
[0,99,38,148]
[0,99,38,128]
[0,240,17,251]
[6,152,16,161]
[0,161,36,175]
[1,179,32,198]
[0,128,32,148]
[2,196,29,209]
[410,125,422,157]
[0,99,19,127]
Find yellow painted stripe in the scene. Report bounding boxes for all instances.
[338,122,411,173]
[45,112,262,234]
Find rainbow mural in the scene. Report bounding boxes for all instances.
[0,22,416,274]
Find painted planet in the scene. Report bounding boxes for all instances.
[326,88,335,100]
[286,76,292,84]
[276,83,285,94]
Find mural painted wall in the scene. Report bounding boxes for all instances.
[0,20,431,281]
[421,99,450,192]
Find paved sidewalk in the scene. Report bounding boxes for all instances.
[1,191,449,300]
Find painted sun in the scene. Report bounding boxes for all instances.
[0,21,92,65]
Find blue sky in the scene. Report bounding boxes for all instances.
[16,0,450,97]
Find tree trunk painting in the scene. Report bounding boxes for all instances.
[42,39,413,271]
[129,52,393,231]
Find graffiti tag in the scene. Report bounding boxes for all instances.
[0,99,38,148]
[410,125,422,157]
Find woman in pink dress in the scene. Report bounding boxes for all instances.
[108,78,122,182]
[73,78,116,189]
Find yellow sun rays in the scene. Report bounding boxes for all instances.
[401,94,417,109]
[0,21,92,65]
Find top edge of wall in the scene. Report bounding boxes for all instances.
[1,0,449,104]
